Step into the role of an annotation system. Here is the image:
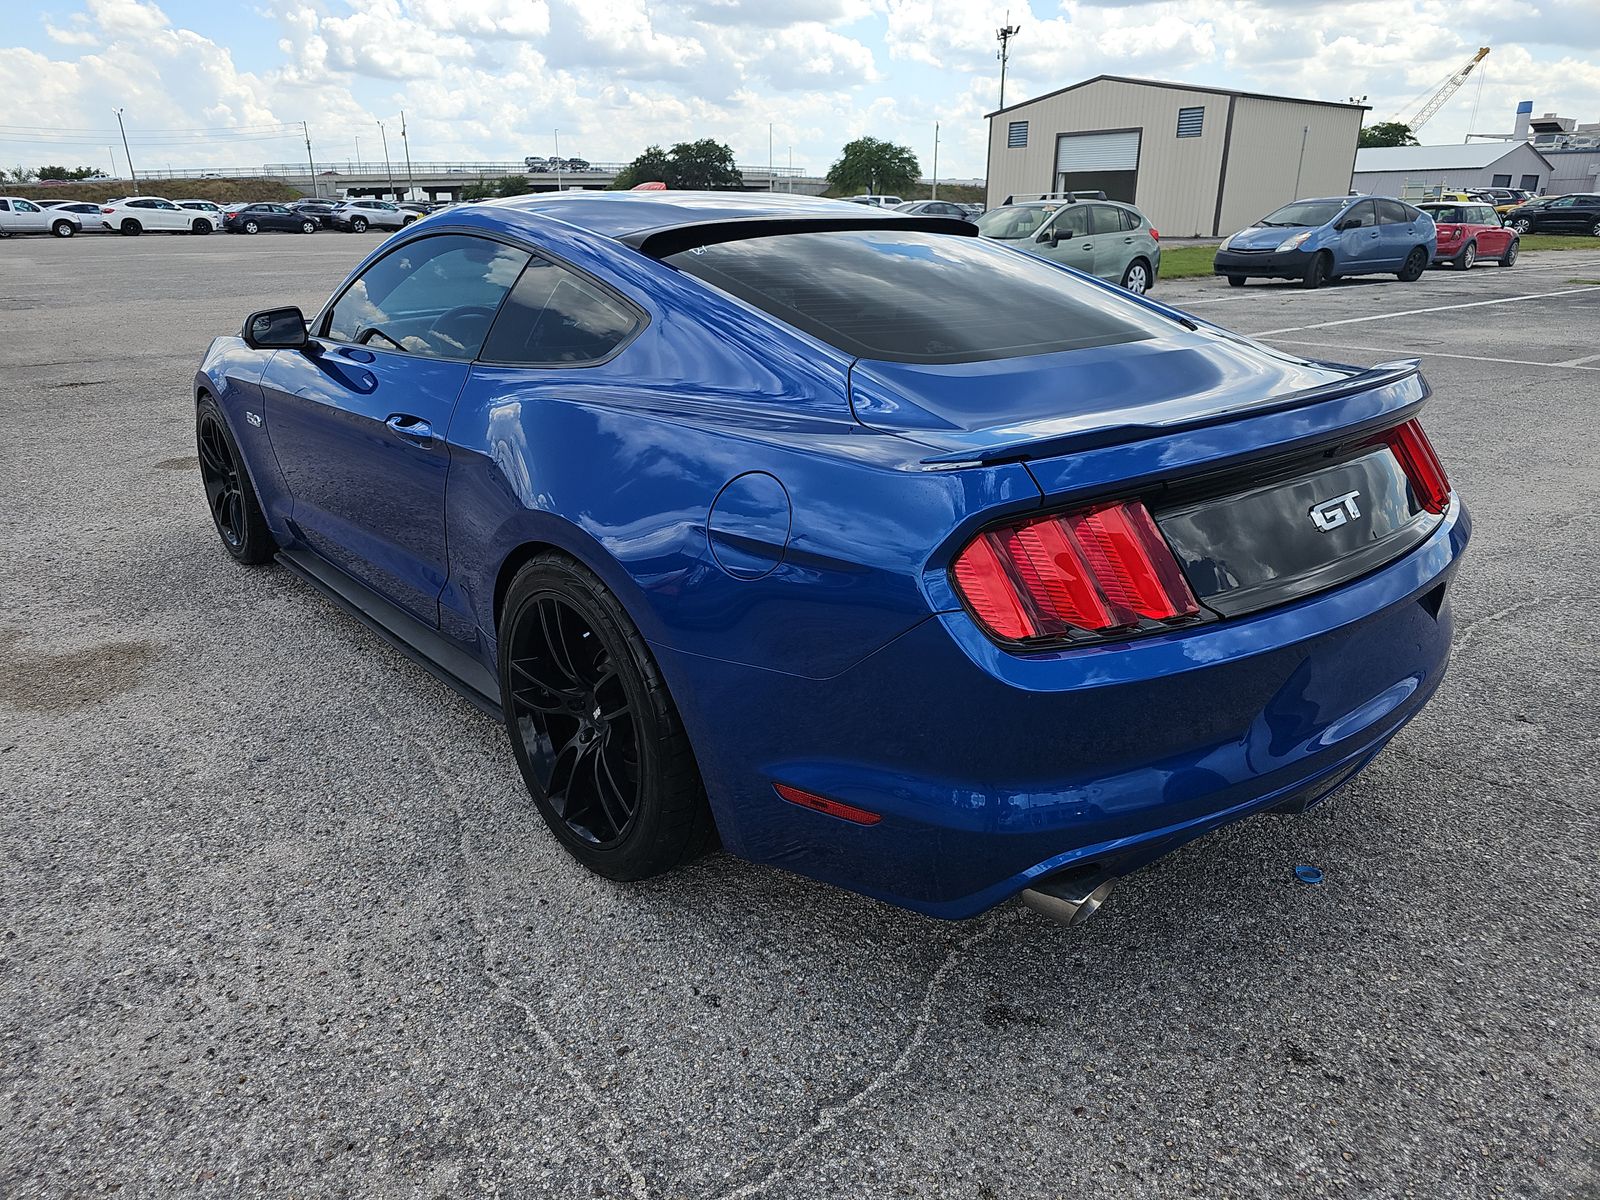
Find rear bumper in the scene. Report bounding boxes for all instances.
[657,499,1469,920]
[1214,248,1313,277]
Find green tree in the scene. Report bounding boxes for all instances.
[461,178,497,200]
[493,174,531,197]
[612,145,674,190]
[612,140,741,190]
[37,165,101,181]
[1358,121,1419,148]
[826,137,920,196]
[664,139,741,189]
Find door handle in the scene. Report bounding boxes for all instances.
[336,346,376,363]
[1080,242,1093,250]
[386,414,433,442]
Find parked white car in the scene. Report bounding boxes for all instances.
[0,196,82,237]
[326,198,413,232]
[175,199,226,227]
[98,195,217,235]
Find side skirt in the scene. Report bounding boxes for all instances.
[276,547,504,721]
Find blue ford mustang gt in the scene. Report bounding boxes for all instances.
[194,192,1468,926]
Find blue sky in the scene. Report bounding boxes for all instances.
[4,0,1597,180]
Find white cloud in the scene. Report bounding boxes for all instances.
[1,0,1596,178]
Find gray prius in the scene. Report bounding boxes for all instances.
[975,196,1162,294]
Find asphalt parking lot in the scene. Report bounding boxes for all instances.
[2,232,1597,1199]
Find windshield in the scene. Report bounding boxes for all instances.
[1257,199,1346,228]
[665,228,1172,365]
[974,205,1054,240]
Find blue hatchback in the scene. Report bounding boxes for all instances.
[1214,195,1437,288]
[194,192,1467,927]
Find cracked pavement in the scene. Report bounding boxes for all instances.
[2,234,1597,1198]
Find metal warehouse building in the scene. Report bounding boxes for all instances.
[1351,142,1554,198]
[985,76,1366,237]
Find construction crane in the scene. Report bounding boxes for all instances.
[1405,47,1491,133]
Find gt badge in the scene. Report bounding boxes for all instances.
[1310,490,1361,531]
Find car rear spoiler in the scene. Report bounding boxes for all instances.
[621,215,976,259]
[918,360,1425,465]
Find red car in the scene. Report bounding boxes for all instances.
[1418,200,1518,270]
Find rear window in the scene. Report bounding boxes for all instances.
[664,229,1168,365]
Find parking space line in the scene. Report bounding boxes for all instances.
[1250,286,1600,336]
[1262,336,1600,372]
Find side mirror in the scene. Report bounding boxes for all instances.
[1335,219,1358,232]
[242,306,308,350]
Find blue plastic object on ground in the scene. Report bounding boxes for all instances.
[1295,865,1325,885]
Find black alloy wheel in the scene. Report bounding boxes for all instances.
[507,595,642,849]
[499,555,715,880]
[196,398,273,564]
[1398,246,1428,282]
[1499,239,1519,267]
[1301,251,1331,289]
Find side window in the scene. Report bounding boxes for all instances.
[1549,196,1575,207]
[1057,205,1091,237]
[1376,199,1411,225]
[1343,201,1377,229]
[325,235,530,359]
[0,200,9,212]
[480,256,642,367]
[1088,205,1123,235]
[16,200,39,213]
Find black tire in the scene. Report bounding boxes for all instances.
[1120,257,1152,294]
[402,215,417,226]
[1301,251,1331,289]
[0,226,8,238]
[51,220,75,238]
[300,219,316,234]
[243,220,260,235]
[1498,239,1519,267]
[120,218,141,236]
[498,554,715,881]
[1591,219,1600,238]
[350,217,368,233]
[1397,246,1428,282]
[196,395,274,565]
[1511,218,1531,234]
[1227,275,1246,288]
[1459,241,1477,270]
[192,219,212,235]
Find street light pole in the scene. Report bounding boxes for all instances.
[377,120,395,199]
[114,107,136,184]
[302,121,317,196]
[554,129,562,190]
[931,122,940,199]
[400,110,416,201]
[769,122,774,191]
[996,15,1020,112]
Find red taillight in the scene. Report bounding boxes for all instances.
[100,207,114,214]
[951,499,1200,643]
[773,783,882,826]
[1149,227,1160,241]
[1382,419,1451,514]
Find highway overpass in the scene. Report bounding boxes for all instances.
[147,161,829,200]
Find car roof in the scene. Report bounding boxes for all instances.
[481,191,968,256]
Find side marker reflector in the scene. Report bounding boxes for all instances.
[774,783,883,826]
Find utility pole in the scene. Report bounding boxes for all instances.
[769,122,774,191]
[302,121,316,196]
[400,110,416,201]
[931,122,940,199]
[554,129,562,190]
[377,120,395,199]
[996,15,1020,112]
[114,107,136,184]
[355,134,361,171]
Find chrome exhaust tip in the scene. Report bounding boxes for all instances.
[1019,872,1116,927]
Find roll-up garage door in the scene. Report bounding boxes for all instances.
[1055,130,1141,174]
